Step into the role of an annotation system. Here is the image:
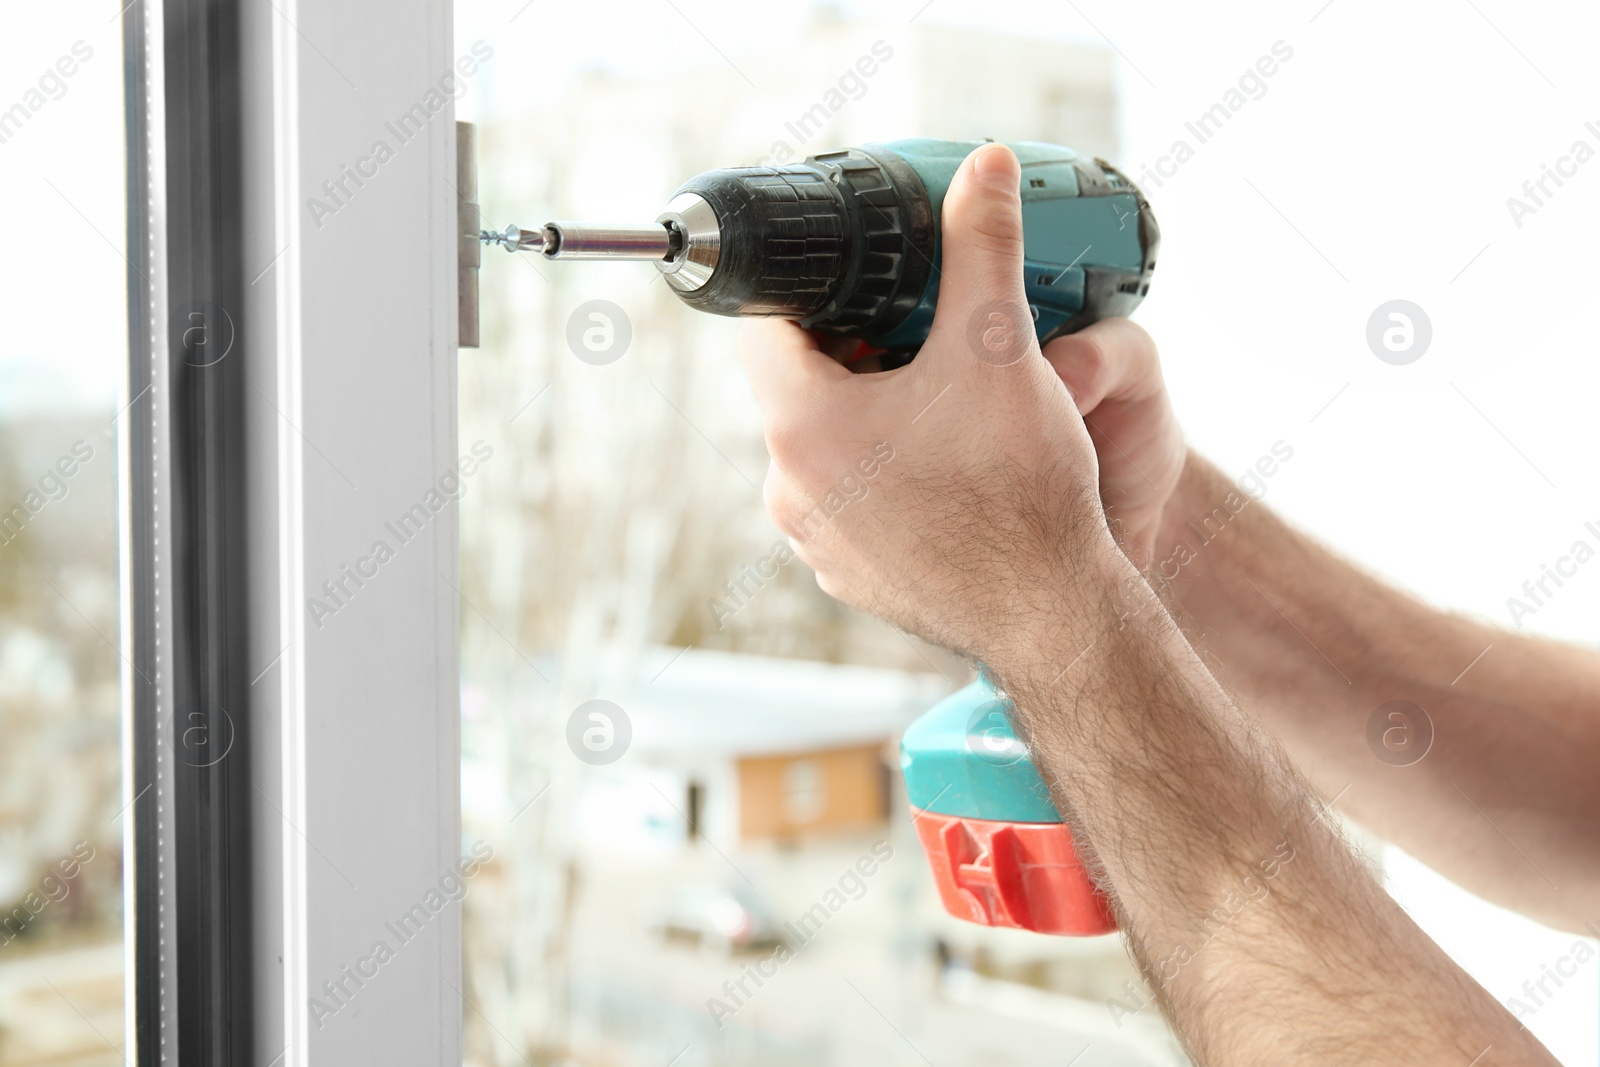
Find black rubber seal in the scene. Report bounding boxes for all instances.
[125,1,256,1061]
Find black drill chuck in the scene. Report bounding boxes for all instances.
[661,147,935,339]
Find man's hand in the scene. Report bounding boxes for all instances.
[740,143,1131,660]
[1043,318,1185,563]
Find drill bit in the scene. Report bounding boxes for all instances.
[481,224,547,254]
[481,221,677,260]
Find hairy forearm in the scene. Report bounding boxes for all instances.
[1149,452,1600,929]
[989,560,1556,1065]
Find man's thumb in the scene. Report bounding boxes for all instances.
[929,143,1034,367]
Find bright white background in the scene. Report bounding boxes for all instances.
[0,7,126,415]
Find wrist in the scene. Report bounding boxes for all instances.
[978,542,1152,691]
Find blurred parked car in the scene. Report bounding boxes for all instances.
[650,883,786,954]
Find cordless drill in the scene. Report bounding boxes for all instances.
[486,138,1157,935]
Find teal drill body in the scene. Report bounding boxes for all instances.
[865,138,1157,350]
[665,137,1158,357]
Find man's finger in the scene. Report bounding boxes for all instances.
[739,319,854,471]
[925,143,1036,370]
[1041,318,1162,414]
[738,318,853,416]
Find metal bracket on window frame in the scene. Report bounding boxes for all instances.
[458,121,480,349]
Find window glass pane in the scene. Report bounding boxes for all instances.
[0,6,127,1066]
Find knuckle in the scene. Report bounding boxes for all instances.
[1042,332,1109,403]
[1095,318,1159,371]
[762,414,811,470]
[944,177,1025,257]
[963,205,1026,256]
[763,470,814,542]
[812,567,847,605]
[1126,322,1162,375]
[1066,334,1110,381]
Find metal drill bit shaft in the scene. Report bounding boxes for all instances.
[481,221,676,260]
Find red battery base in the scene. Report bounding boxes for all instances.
[911,807,1115,935]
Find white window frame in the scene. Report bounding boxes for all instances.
[123,1,462,1062]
